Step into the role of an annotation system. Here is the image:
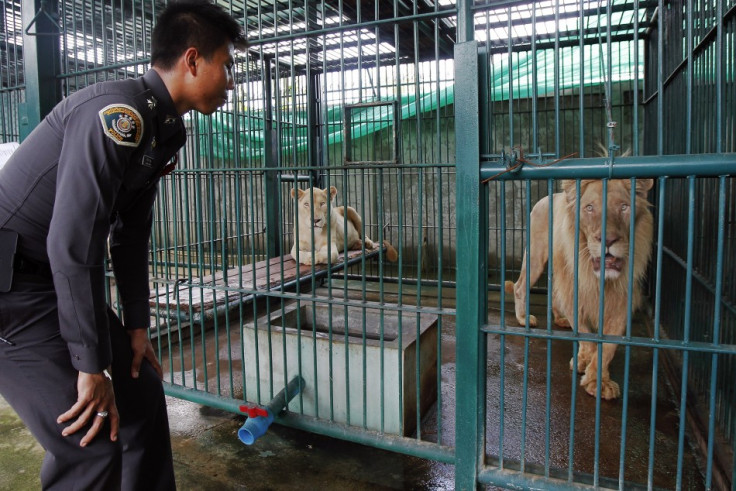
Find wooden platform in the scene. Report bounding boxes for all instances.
[149,245,385,319]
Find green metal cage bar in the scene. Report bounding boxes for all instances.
[4,0,736,489]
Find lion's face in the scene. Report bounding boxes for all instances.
[291,186,336,229]
[564,179,653,280]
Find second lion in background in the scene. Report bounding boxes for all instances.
[290,186,398,266]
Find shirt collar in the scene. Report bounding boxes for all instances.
[142,69,184,141]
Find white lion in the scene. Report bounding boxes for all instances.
[290,186,397,265]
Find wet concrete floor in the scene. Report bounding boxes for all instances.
[0,285,709,490]
[0,393,453,490]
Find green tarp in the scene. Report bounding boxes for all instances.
[194,41,640,161]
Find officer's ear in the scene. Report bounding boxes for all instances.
[183,47,199,75]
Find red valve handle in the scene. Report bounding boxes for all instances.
[239,405,268,418]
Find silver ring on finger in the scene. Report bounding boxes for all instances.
[96,410,109,418]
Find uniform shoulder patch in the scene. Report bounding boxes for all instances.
[98,104,144,147]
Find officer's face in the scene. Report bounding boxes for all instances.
[193,42,236,115]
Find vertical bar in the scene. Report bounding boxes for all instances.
[633,0,640,156]
[676,177,696,489]
[704,176,727,490]
[578,0,585,155]
[521,179,531,473]
[20,0,61,140]
[263,58,280,258]
[498,178,507,471]
[507,8,514,150]
[715,0,723,153]
[530,4,538,152]
[393,0,404,437]
[605,0,614,150]
[454,23,485,488]
[544,177,554,477]
[553,0,560,156]
[593,179,609,487]
[567,180,581,484]
[618,176,638,488]
[657,0,664,154]
[686,0,693,154]
[648,176,667,489]
[413,0,425,436]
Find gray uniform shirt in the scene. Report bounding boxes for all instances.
[0,69,186,373]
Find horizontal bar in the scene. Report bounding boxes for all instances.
[0,84,25,94]
[480,154,736,180]
[150,292,255,323]
[338,273,459,292]
[153,285,452,321]
[278,174,313,182]
[345,101,396,109]
[163,383,455,464]
[248,8,457,46]
[164,383,245,413]
[170,162,455,173]
[344,160,399,166]
[479,467,620,490]
[481,324,736,355]
[57,59,148,79]
[471,0,656,15]
[278,413,455,464]
[255,289,451,317]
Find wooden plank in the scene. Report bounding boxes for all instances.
[149,245,384,314]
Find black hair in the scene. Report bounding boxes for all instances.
[151,0,246,69]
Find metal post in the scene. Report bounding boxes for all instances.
[20,0,61,140]
[454,29,486,491]
[307,74,320,185]
[263,58,280,257]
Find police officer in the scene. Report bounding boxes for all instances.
[0,1,245,489]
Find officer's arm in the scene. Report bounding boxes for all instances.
[109,184,157,331]
[109,182,164,380]
[47,99,139,374]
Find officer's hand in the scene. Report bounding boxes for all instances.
[57,371,119,447]
[128,328,163,380]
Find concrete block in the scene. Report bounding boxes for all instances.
[243,300,438,436]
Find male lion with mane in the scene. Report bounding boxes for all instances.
[290,186,398,265]
[506,177,654,400]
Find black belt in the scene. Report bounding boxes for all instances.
[13,254,53,279]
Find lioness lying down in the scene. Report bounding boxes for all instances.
[290,186,398,265]
[506,178,654,400]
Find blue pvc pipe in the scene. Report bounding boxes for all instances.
[238,376,305,445]
[238,411,274,445]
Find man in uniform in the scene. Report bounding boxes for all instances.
[0,1,246,489]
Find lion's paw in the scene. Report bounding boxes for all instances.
[294,252,314,265]
[570,354,588,373]
[516,315,537,327]
[581,377,620,400]
[554,316,571,328]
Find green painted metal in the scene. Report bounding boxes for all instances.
[19,0,61,140]
[278,411,455,464]
[705,176,727,490]
[480,153,736,180]
[262,58,280,259]
[453,39,484,491]
[8,1,736,489]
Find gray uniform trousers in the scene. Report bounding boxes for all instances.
[0,271,176,491]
